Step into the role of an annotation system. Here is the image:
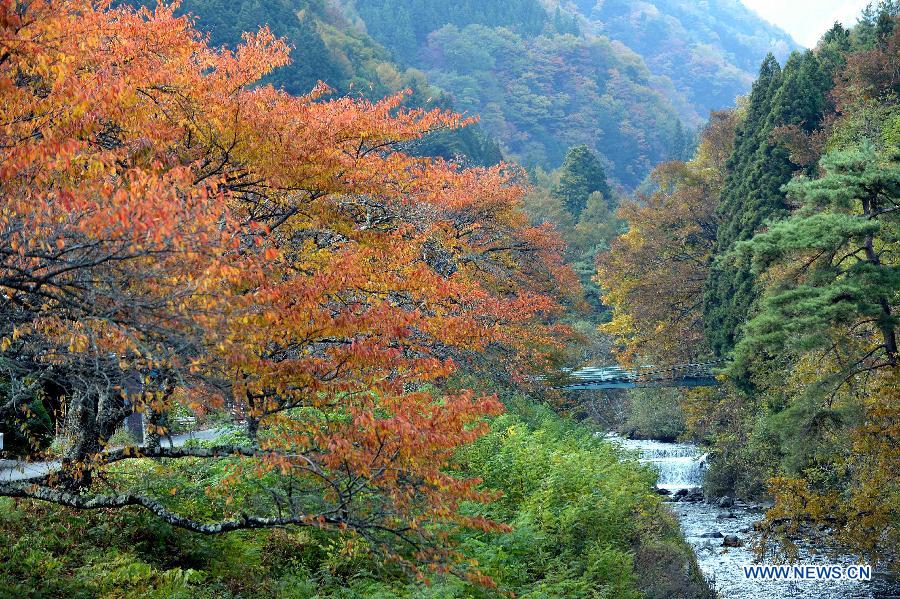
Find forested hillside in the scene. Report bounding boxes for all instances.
[114,0,799,187]
[599,2,900,565]
[341,0,797,185]
[140,0,504,166]
[573,0,796,118]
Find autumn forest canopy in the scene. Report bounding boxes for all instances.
[0,0,898,597]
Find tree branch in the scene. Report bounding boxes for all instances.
[0,481,340,534]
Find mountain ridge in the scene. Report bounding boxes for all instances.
[151,0,800,186]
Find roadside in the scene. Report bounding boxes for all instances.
[0,427,231,483]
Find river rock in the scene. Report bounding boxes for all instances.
[716,511,737,519]
[718,496,735,508]
[655,487,672,495]
[722,535,743,547]
[674,488,689,498]
[699,531,723,538]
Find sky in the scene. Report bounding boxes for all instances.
[740,0,872,47]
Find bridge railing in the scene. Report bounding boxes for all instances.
[555,359,724,389]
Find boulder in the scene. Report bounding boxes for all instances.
[655,487,672,495]
[718,496,735,508]
[722,535,743,547]
[699,531,723,538]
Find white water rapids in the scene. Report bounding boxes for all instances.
[608,435,899,598]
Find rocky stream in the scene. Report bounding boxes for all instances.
[609,435,900,598]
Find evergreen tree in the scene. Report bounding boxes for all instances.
[854,0,900,48]
[703,52,834,356]
[703,55,783,355]
[669,120,698,161]
[571,191,622,308]
[734,143,899,371]
[551,145,612,218]
[818,23,853,77]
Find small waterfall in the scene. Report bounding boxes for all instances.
[602,433,898,598]
[607,436,705,491]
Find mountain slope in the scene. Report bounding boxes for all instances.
[571,0,798,120]
[140,0,798,186]
[140,0,503,166]
[342,0,798,186]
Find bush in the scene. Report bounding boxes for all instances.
[621,388,686,442]
[0,398,54,458]
[0,396,713,598]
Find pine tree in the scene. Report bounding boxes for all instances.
[551,145,612,218]
[818,23,853,77]
[734,143,899,371]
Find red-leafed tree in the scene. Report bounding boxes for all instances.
[0,0,574,575]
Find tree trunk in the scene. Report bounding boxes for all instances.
[60,393,100,491]
[246,415,260,447]
[862,195,897,362]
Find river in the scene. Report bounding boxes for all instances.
[609,435,900,598]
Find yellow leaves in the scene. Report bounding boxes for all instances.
[756,364,900,566]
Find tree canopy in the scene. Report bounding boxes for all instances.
[0,0,576,575]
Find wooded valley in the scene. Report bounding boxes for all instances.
[0,1,897,597]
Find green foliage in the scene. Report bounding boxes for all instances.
[525,156,623,310]
[734,144,900,369]
[352,0,549,65]
[418,24,686,185]
[853,1,900,48]
[0,398,712,598]
[0,379,53,458]
[621,389,686,442]
[578,0,797,118]
[703,51,835,357]
[551,145,612,218]
[340,6,697,186]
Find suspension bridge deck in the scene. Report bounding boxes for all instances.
[556,362,721,390]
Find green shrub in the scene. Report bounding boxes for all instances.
[0,397,54,458]
[0,397,713,598]
[621,388,686,442]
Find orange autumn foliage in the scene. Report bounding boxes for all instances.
[0,0,575,571]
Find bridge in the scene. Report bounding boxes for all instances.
[554,362,721,391]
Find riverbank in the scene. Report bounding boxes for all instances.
[610,435,900,598]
